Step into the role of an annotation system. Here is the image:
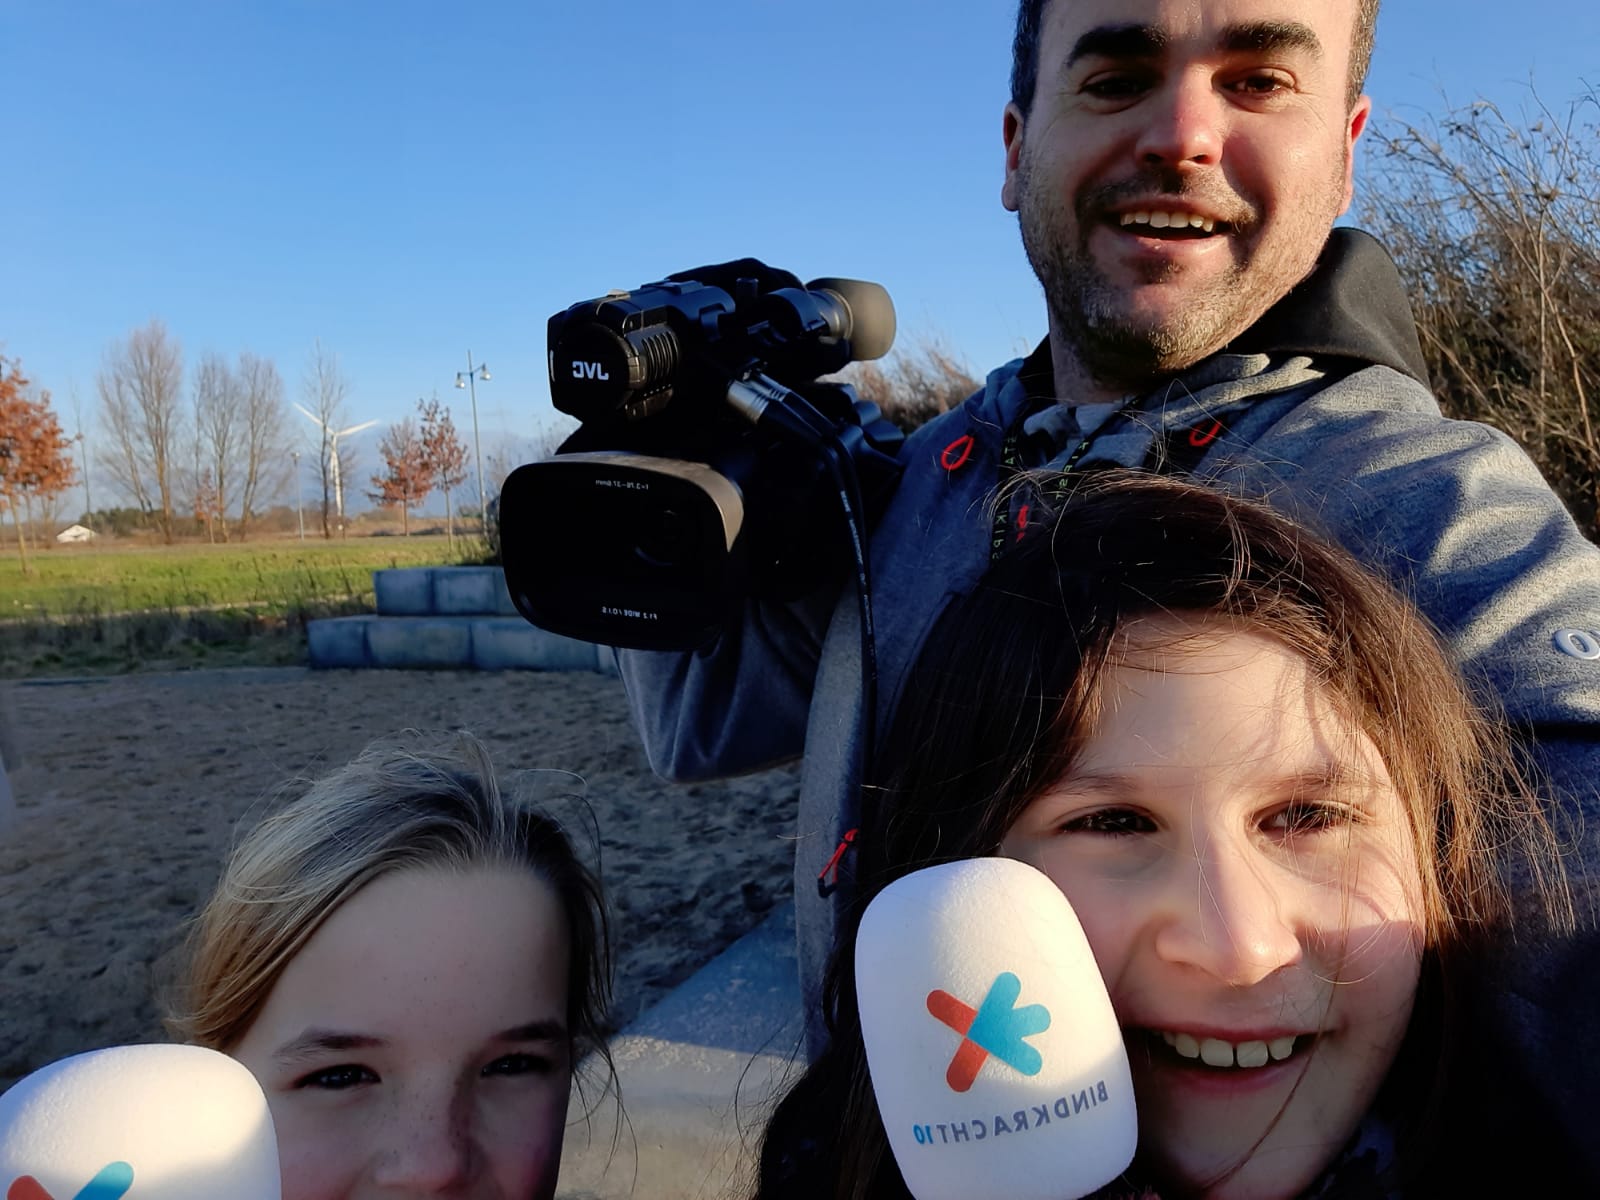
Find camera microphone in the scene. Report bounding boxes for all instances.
[856,858,1138,1200]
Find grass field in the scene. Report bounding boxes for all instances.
[1,535,475,613]
[0,534,485,677]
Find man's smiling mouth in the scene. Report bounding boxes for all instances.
[1117,210,1225,237]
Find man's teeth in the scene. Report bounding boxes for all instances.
[1119,211,1217,233]
[1159,1031,1299,1068]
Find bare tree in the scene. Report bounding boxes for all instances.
[192,352,242,542]
[300,340,353,538]
[236,352,287,540]
[96,319,185,542]
[1358,86,1600,539]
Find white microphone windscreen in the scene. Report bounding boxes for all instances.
[857,858,1137,1200]
[0,1043,280,1200]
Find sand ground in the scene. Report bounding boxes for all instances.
[0,667,799,1094]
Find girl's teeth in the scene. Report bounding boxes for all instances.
[1160,1032,1299,1068]
[1235,1040,1271,1069]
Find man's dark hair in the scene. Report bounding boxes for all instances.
[1010,0,1380,116]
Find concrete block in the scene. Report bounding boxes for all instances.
[373,568,435,616]
[365,616,474,668]
[432,566,498,615]
[306,616,373,668]
[471,619,606,672]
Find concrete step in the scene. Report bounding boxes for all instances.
[558,903,805,1200]
[307,614,618,673]
[373,566,520,617]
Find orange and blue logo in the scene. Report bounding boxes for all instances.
[927,972,1051,1092]
[7,1163,134,1200]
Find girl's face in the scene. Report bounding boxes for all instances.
[232,865,573,1200]
[999,621,1424,1199]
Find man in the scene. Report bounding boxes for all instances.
[617,0,1600,1143]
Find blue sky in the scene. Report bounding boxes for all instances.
[4,1,1595,508]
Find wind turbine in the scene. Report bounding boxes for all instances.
[295,404,378,534]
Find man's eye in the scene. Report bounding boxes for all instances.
[1083,74,1153,101]
[1062,808,1153,836]
[483,1053,557,1078]
[295,1064,377,1090]
[1230,73,1292,96]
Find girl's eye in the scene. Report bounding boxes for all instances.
[1062,808,1154,836]
[1264,803,1348,837]
[483,1053,557,1078]
[295,1064,377,1090]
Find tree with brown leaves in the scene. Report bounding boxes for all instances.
[0,357,77,571]
[369,417,431,536]
[418,395,470,553]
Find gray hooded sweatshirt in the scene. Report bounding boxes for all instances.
[615,229,1600,1088]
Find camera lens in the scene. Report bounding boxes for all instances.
[634,507,694,568]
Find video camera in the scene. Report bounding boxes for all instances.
[499,259,905,651]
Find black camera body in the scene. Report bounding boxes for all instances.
[499,260,904,650]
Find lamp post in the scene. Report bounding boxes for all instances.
[73,431,93,527]
[291,450,304,540]
[454,351,491,536]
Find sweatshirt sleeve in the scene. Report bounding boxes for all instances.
[1219,365,1600,810]
[613,582,837,781]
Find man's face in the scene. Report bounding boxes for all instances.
[1002,0,1371,391]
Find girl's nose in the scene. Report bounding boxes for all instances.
[1152,840,1304,986]
[370,1087,476,1192]
[1133,71,1225,169]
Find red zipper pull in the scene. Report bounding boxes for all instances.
[816,828,859,898]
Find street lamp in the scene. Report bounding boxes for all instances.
[73,431,93,527]
[291,449,304,540]
[454,351,491,535]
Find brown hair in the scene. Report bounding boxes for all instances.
[1011,0,1381,115]
[168,732,613,1084]
[756,472,1570,1198]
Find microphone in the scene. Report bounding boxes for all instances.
[856,858,1137,1200]
[0,1044,281,1200]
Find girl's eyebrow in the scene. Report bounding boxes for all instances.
[496,1019,568,1044]
[270,1029,384,1065]
[270,1019,568,1064]
[1050,761,1384,796]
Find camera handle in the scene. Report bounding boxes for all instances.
[726,372,885,809]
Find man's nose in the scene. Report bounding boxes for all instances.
[1133,70,1225,168]
[1152,839,1304,986]
[371,1087,476,1192]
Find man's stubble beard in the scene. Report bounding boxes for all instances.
[1014,148,1350,396]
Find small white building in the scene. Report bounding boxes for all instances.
[55,523,96,544]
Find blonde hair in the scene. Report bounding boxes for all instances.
[168,732,612,1072]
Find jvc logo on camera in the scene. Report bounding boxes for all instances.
[572,361,610,380]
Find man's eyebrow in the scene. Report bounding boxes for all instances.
[1217,20,1323,60]
[1066,23,1168,69]
[1065,20,1323,70]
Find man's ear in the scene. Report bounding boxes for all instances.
[1002,101,1026,212]
[1339,94,1373,214]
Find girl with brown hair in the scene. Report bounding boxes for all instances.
[758,472,1576,1198]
